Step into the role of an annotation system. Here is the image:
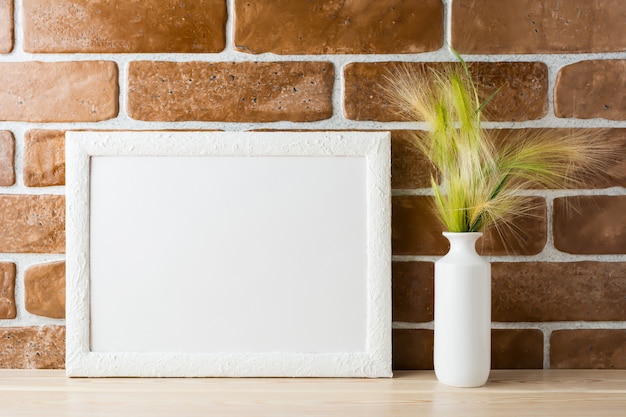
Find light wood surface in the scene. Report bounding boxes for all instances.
[0,370,624,416]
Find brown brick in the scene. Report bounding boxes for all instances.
[452,0,626,54]
[0,0,12,53]
[480,197,547,256]
[0,326,65,369]
[599,129,626,188]
[393,328,544,370]
[391,131,437,189]
[0,61,118,122]
[0,263,16,319]
[492,329,543,369]
[555,60,626,121]
[492,262,626,322]
[392,196,546,256]
[128,61,334,122]
[392,196,447,256]
[0,195,65,253]
[345,62,548,122]
[234,0,443,55]
[24,261,65,319]
[23,0,226,53]
[551,330,626,369]
[392,329,433,370]
[554,196,626,255]
[23,130,65,187]
[476,62,549,122]
[392,262,433,323]
[0,131,15,186]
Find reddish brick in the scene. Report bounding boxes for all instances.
[0,263,16,319]
[0,195,65,253]
[392,196,546,256]
[0,131,15,186]
[392,262,433,323]
[555,60,626,121]
[24,261,65,319]
[551,330,626,369]
[0,61,118,122]
[392,329,433,370]
[128,61,334,122]
[492,262,626,322]
[554,196,626,255]
[0,326,65,369]
[234,0,443,55]
[391,131,437,189]
[23,0,226,53]
[452,0,626,54]
[345,61,548,122]
[23,130,65,187]
[0,0,12,53]
[492,329,543,369]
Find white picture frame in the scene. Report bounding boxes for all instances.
[65,131,391,378]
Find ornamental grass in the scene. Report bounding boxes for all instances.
[386,52,617,234]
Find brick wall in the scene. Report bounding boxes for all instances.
[0,0,624,370]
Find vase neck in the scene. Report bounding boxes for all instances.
[442,232,483,255]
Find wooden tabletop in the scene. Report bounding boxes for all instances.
[0,370,624,416]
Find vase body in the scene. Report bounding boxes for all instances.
[434,232,491,387]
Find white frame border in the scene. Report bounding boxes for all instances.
[65,131,392,378]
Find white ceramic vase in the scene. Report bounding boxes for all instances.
[434,232,491,387]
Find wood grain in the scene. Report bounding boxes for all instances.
[0,370,624,416]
